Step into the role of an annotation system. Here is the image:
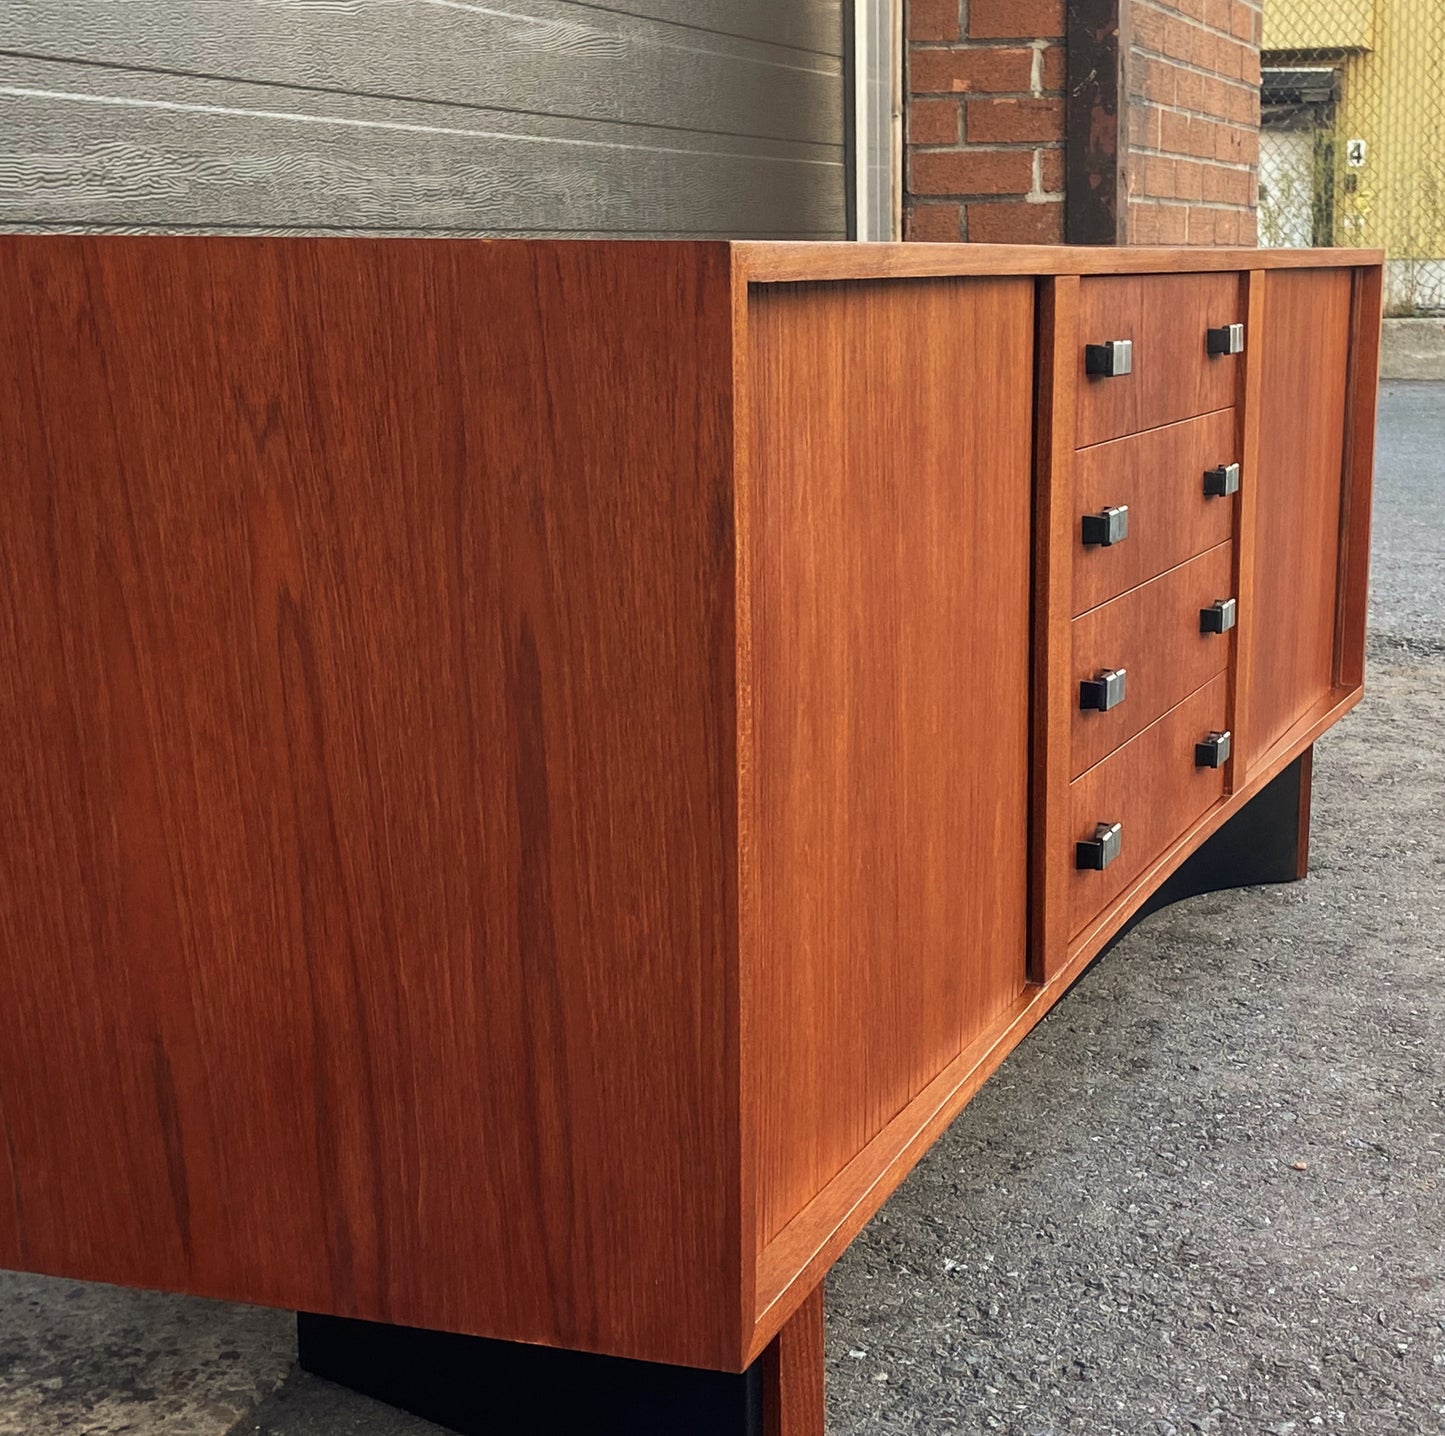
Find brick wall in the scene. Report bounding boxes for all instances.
[904,0,1261,245]
[1129,0,1262,243]
[905,0,1066,242]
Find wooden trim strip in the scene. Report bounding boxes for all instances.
[1335,264,1384,690]
[1231,270,1267,791]
[1031,276,1079,983]
[733,244,1386,286]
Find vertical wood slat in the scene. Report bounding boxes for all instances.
[1030,275,1079,983]
[1230,269,1268,789]
[1335,263,1385,690]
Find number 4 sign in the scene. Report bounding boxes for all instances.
[1346,138,1367,167]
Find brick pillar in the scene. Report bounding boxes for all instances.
[905,0,1067,242]
[1127,0,1262,244]
[903,0,1261,245]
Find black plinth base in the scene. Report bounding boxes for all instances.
[1105,749,1310,957]
[297,1313,763,1436]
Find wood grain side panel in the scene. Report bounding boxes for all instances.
[1067,674,1229,940]
[1071,542,1235,778]
[747,277,1033,1252]
[1075,273,1246,445]
[761,1285,825,1436]
[1072,409,1237,614]
[1243,267,1353,772]
[0,236,742,1369]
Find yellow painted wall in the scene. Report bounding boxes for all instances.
[1264,0,1373,52]
[1264,0,1445,305]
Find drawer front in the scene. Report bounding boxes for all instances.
[1073,409,1238,615]
[1068,673,1230,940]
[1071,540,1234,778]
[1076,273,1244,446]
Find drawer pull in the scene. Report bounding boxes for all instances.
[1085,339,1133,377]
[1195,730,1232,768]
[1081,505,1130,547]
[1203,462,1240,497]
[1079,667,1127,711]
[1200,598,1237,634]
[1077,822,1123,871]
[1206,323,1245,356]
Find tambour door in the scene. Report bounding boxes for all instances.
[744,277,1035,1266]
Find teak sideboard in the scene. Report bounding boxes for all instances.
[0,238,1381,1434]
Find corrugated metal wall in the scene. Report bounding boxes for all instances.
[0,0,848,237]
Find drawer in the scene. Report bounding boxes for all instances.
[1072,540,1234,779]
[1068,673,1230,940]
[1073,409,1238,615]
[1076,273,1245,446]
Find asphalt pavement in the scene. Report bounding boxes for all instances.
[0,383,1441,1436]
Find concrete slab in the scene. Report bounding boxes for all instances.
[1381,319,1445,381]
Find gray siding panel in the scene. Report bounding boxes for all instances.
[0,0,845,235]
[0,57,844,235]
[0,0,843,143]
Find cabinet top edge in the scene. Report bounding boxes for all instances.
[0,234,1383,284]
[732,243,1386,284]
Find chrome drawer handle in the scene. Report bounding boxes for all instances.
[1200,598,1237,634]
[1203,462,1240,497]
[1085,339,1133,377]
[1196,730,1232,768]
[1079,668,1127,711]
[1081,505,1129,547]
[1206,323,1245,356]
[1077,822,1123,871]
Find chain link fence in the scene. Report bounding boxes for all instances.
[1260,0,1445,314]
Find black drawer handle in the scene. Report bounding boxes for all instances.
[1206,323,1245,356]
[1077,822,1123,871]
[1080,668,1127,711]
[1081,505,1130,547]
[1203,462,1240,497]
[1200,598,1237,634]
[1085,339,1133,377]
[1195,730,1232,768]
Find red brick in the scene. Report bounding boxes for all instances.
[910,147,1034,195]
[905,202,964,241]
[1141,58,1176,105]
[1133,5,1168,54]
[1175,67,1205,113]
[908,97,961,145]
[1225,80,1260,125]
[907,0,960,42]
[1158,108,1192,157]
[966,199,1063,243]
[1167,16,1200,61]
[1187,207,1219,245]
[968,0,1063,40]
[1174,157,1205,200]
[1236,208,1259,244]
[1205,0,1231,30]
[1039,42,1066,91]
[1229,0,1257,41]
[1039,146,1065,194]
[1130,201,1188,244]
[908,45,1034,94]
[965,96,1064,143]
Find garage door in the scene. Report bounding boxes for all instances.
[0,0,849,237]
